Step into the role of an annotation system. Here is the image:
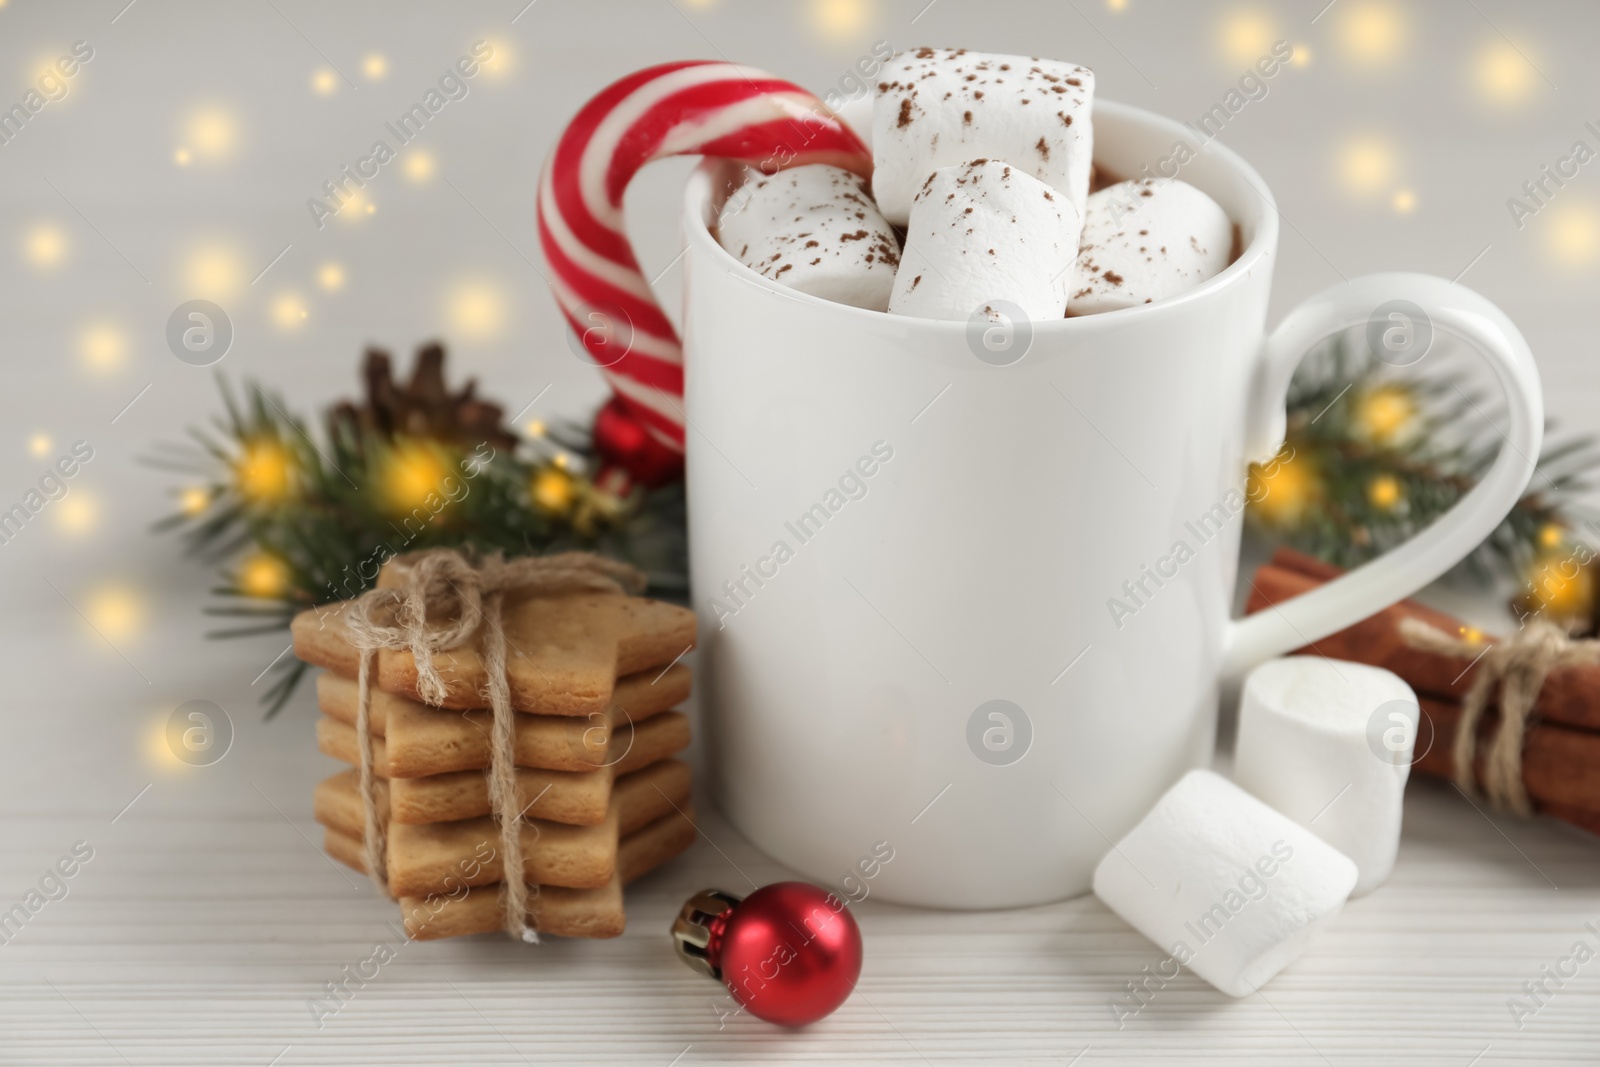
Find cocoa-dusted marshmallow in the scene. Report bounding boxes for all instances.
[871,47,1094,226]
[888,159,1082,322]
[717,164,901,312]
[1068,178,1233,315]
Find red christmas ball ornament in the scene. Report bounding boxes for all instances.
[590,397,683,490]
[672,882,862,1026]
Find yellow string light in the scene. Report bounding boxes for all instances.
[362,54,388,81]
[28,433,51,457]
[402,150,436,183]
[531,467,576,514]
[1338,137,1395,197]
[86,586,141,642]
[184,105,239,163]
[23,223,67,271]
[183,243,244,300]
[271,293,309,331]
[447,279,506,340]
[1527,554,1593,619]
[383,443,450,513]
[238,553,290,598]
[479,39,511,79]
[144,710,189,773]
[1249,452,1317,528]
[1219,10,1276,65]
[1543,202,1600,268]
[54,493,97,535]
[334,189,375,225]
[311,69,338,95]
[179,487,211,516]
[1367,473,1402,510]
[1476,40,1535,105]
[1539,523,1565,549]
[80,324,127,372]
[317,262,345,292]
[235,439,294,503]
[1354,384,1414,445]
[1337,2,1404,66]
[811,0,869,38]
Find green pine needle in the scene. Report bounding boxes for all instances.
[1248,333,1598,581]
[147,374,687,718]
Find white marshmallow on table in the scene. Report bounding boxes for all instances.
[1092,769,1358,998]
[887,159,1081,322]
[1234,657,1420,897]
[871,48,1094,226]
[1068,179,1233,315]
[716,164,901,312]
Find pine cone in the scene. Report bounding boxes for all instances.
[328,342,519,454]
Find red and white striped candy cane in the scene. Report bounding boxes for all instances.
[537,61,871,485]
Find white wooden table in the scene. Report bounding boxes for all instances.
[5,655,1600,1066]
[4,0,1600,1062]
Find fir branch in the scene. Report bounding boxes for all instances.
[147,352,688,718]
[1249,333,1598,580]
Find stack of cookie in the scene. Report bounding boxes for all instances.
[290,562,698,940]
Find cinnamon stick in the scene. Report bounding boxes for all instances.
[1538,802,1600,839]
[1416,697,1600,820]
[1247,549,1600,732]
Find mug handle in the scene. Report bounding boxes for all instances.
[1221,272,1545,678]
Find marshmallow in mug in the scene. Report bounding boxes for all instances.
[1068,179,1233,314]
[1235,657,1420,897]
[717,164,901,312]
[887,159,1082,322]
[1093,769,1358,998]
[871,47,1095,226]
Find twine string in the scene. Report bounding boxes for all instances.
[1399,616,1600,816]
[340,548,646,939]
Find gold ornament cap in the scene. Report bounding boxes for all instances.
[671,888,741,980]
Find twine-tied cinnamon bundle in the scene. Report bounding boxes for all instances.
[1401,616,1600,816]
[340,548,647,942]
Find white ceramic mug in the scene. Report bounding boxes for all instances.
[676,100,1543,909]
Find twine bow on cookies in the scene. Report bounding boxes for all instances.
[1400,616,1600,816]
[340,548,646,942]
